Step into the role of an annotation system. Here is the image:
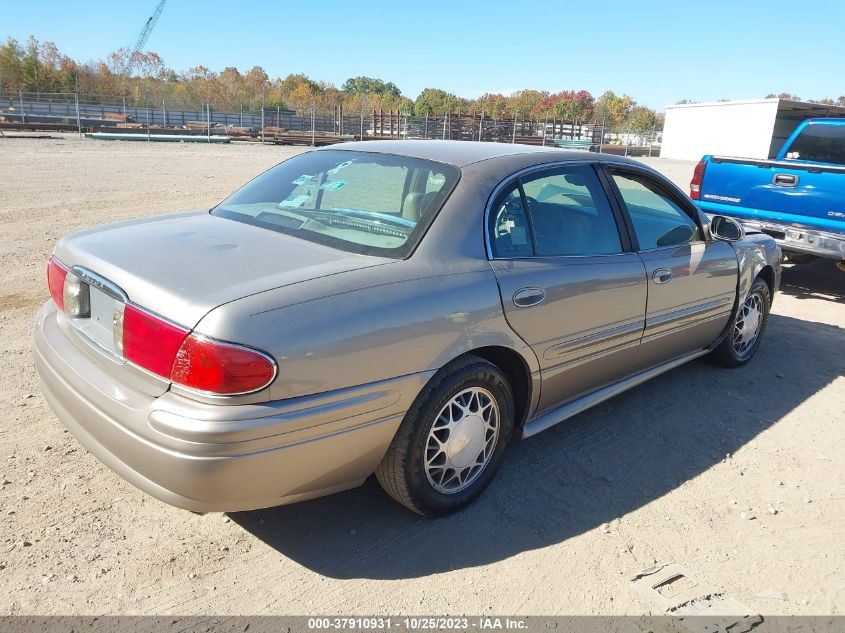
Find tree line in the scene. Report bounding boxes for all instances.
[3,36,664,132]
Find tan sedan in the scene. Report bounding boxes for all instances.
[34,141,781,515]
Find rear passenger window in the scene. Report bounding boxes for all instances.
[786,124,845,165]
[490,184,533,257]
[611,172,701,250]
[520,166,622,256]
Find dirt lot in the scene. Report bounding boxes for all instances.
[0,136,842,615]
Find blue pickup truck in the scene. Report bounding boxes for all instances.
[691,118,845,270]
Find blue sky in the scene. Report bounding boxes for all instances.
[3,0,843,110]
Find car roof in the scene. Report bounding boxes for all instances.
[318,139,646,169]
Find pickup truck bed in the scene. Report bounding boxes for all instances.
[691,118,845,266]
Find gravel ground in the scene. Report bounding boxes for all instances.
[0,136,842,615]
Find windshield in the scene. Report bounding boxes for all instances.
[213,150,460,258]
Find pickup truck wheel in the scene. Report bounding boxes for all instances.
[375,355,514,517]
[708,277,771,368]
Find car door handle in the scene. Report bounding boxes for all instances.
[513,287,545,307]
[652,268,673,284]
[772,173,799,187]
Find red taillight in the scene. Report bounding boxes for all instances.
[171,334,276,395]
[47,257,69,311]
[690,160,707,200]
[121,304,275,394]
[122,304,190,378]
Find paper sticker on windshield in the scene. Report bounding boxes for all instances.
[429,173,446,187]
[291,174,314,186]
[279,194,310,208]
[320,180,346,191]
[327,160,354,175]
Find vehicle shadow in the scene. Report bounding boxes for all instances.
[779,259,845,303]
[230,313,844,580]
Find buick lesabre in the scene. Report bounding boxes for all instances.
[34,141,781,516]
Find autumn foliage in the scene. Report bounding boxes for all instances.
[0,36,658,130]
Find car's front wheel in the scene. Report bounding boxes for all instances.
[375,355,514,516]
[708,276,771,368]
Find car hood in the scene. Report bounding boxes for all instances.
[54,210,393,326]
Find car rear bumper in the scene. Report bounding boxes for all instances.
[34,302,431,512]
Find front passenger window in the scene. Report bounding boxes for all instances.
[611,172,701,250]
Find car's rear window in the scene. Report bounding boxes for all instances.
[213,150,460,258]
[785,124,845,165]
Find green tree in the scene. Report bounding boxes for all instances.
[0,38,24,92]
[594,90,634,130]
[413,88,465,115]
[341,76,401,97]
[629,106,658,134]
[20,36,40,92]
[765,92,801,101]
[509,89,547,119]
[472,93,510,118]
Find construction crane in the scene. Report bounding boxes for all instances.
[131,0,167,54]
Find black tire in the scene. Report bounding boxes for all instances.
[707,277,771,368]
[375,355,515,516]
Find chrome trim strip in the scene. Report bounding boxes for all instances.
[646,296,733,329]
[641,312,730,344]
[70,266,129,302]
[522,348,710,439]
[544,319,644,360]
[543,337,642,374]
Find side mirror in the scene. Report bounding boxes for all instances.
[710,215,745,241]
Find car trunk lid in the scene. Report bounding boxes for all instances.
[50,210,392,397]
[54,210,392,327]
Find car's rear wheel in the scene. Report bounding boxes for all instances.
[375,355,514,516]
[707,277,771,368]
